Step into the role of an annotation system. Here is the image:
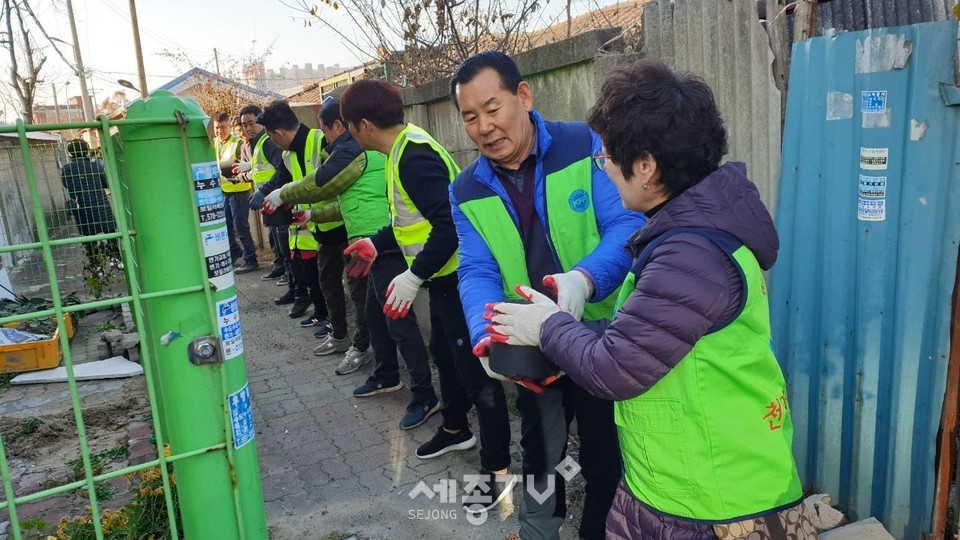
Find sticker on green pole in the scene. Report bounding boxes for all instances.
[203,227,235,291]
[192,161,226,225]
[216,295,243,360]
[228,384,255,449]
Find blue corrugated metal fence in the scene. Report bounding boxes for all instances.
[771,20,960,539]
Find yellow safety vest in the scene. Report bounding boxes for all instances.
[251,134,274,189]
[217,135,251,193]
[385,123,459,279]
[283,129,342,250]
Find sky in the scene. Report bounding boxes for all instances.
[12,0,619,111]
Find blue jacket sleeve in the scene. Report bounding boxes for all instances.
[573,132,647,300]
[450,183,508,347]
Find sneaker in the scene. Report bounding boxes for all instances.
[314,335,351,356]
[462,469,518,514]
[299,314,328,328]
[335,346,372,374]
[313,323,333,338]
[416,426,477,459]
[235,260,259,274]
[353,377,403,398]
[273,290,296,305]
[399,398,440,430]
[289,297,311,318]
[277,275,290,286]
[261,268,284,280]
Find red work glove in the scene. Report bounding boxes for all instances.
[343,238,377,279]
[291,210,308,226]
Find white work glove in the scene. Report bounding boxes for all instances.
[472,336,510,382]
[542,269,593,321]
[488,285,561,348]
[383,269,423,319]
[235,161,252,173]
[263,189,284,212]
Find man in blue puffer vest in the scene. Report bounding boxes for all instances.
[449,51,646,540]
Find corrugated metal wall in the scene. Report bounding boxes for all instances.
[771,21,960,539]
[810,0,952,34]
[642,0,783,212]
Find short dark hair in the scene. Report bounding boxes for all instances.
[587,58,727,197]
[239,104,262,118]
[318,100,341,129]
[66,139,89,159]
[257,101,300,131]
[449,51,523,106]
[340,79,404,129]
[213,111,230,123]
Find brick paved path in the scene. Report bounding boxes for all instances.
[236,270,584,540]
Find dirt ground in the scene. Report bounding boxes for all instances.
[0,308,150,536]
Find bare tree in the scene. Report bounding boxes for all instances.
[285,0,544,86]
[1,0,47,123]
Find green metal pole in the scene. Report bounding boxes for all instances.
[118,90,267,540]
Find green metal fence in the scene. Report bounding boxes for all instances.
[0,91,267,539]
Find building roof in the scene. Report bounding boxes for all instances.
[528,0,648,48]
[157,67,284,100]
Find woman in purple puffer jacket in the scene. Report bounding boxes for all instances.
[486,58,818,540]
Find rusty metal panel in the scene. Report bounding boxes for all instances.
[812,0,952,33]
[642,0,783,213]
[771,21,960,539]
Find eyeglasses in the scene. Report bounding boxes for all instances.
[592,149,611,171]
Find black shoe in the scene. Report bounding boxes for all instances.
[399,397,440,430]
[235,260,259,274]
[274,290,296,305]
[416,426,477,459]
[277,275,290,286]
[261,268,284,280]
[299,314,328,328]
[462,469,518,514]
[313,323,333,338]
[288,297,311,318]
[353,377,403,398]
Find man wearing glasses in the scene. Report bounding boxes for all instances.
[448,51,645,540]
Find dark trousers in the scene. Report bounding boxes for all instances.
[367,251,435,401]
[290,250,328,320]
[427,276,511,472]
[269,226,293,289]
[224,191,256,263]
[317,242,347,330]
[516,378,621,540]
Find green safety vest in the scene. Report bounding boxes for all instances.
[339,150,389,239]
[217,134,251,193]
[457,153,617,321]
[282,129,343,251]
[385,123,459,278]
[612,234,802,521]
[250,134,274,189]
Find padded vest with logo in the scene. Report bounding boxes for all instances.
[338,150,389,239]
[457,124,617,322]
[250,134,275,189]
[612,227,802,522]
[217,134,250,193]
[385,123,459,278]
[283,129,341,250]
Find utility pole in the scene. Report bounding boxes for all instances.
[52,83,62,123]
[128,0,148,98]
[65,0,94,122]
[213,48,221,75]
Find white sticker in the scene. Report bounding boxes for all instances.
[216,295,243,361]
[858,175,887,198]
[861,90,887,113]
[860,147,889,170]
[192,161,225,225]
[228,384,255,449]
[202,227,235,291]
[858,198,886,221]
